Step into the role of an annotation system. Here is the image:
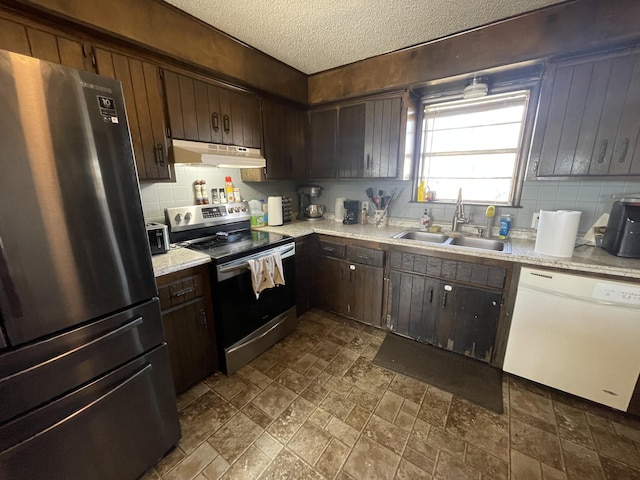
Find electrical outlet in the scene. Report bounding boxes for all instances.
[362,201,369,212]
[531,212,541,229]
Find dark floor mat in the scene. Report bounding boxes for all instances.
[373,333,503,414]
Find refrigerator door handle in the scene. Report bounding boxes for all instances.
[2,316,144,382]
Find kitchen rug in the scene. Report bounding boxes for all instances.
[373,333,503,414]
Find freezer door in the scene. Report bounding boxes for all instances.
[0,344,181,480]
[0,50,156,346]
[0,299,166,424]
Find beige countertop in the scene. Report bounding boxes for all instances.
[151,218,640,280]
[256,219,640,280]
[152,246,211,277]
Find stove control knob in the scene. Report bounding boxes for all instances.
[240,206,247,212]
[185,212,192,220]
[175,213,183,222]
[231,207,238,213]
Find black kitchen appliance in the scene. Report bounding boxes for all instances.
[297,185,325,220]
[0,50,180,479]
[343,200,360,225]
[165,202,297,374]
[602,197,640,258]
[146,221,170,255]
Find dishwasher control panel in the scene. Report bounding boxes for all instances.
[593,282,640,306]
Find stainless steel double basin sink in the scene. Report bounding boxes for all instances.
[391,229,511,253]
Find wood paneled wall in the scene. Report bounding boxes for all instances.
[308,0,640,104]
[8,0,308,103]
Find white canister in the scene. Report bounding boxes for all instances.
[267,196,284,226]
[335,197,347,223]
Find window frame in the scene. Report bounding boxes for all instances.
[412,75,541,207]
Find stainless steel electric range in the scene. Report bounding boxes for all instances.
[165,202,297,374]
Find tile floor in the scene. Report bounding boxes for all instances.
[142,308,640,480]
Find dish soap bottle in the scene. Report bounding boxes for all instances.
[499,213,511,239]
[417,180,426,202]
[420,209,431,231]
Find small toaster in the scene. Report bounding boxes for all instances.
[146,222,170,255]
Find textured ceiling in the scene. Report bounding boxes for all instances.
[163,0,569,74]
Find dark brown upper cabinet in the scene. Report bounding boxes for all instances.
[261,98,306,180]
[310,93,405,179]
[162,69,261,149]
[530,47,640,178]
[94,49,173,182]
[308,108,338,179]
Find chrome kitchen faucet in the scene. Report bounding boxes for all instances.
[452,188,469,231]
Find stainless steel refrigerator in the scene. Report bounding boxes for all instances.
[0,50,180,478]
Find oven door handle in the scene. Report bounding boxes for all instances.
[217,244,295,275]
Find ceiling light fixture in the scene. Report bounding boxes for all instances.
[463,76,489,99]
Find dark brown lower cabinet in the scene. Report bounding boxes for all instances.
[157,265,217,394]
[386,248,508,363]
[295,236,312,316]
[313,237,385,327]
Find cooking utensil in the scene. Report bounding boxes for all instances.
[375,187,399,226]
[365,187,375,203]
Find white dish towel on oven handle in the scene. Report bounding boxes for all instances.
[247,251,285,299]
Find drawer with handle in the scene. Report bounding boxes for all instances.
[158,272,205,310]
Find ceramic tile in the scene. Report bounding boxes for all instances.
[287,420,332,465]
[561,439,604,480]
[511,418,563,470]
[320,390,356,420]
[165,442,217,480]
[315,438,350,479]
[258,449,324,480]
[325,416,360,447]
[343,435,401,480]
[219,445,270,480]
[276,368,313,394]
[465,445,508,480]
[364,414,410,455]
[396,458,433,479]
[251,383,298,419]
[554,402,594,448]
[445,397,509,460]
[428,428,466,459]
[375,390,404,423]
[207,412,262,463]
[418,386,452,429]
[179,391,238,453]
[510,449,542,480]
[254,432,284,460]
[150,309,640,480]
[434,451,481,480]
[267,396,316,443]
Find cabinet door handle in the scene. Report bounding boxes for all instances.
[172,286,196,298]
[596,139,608,164]
[223,114,231,133]
[357,254,371,260]
[155,143,165,166]
[322,246,335,252]
[618,138,630,163]
[442,291,448,309]
[212,112,220,132]
[199,309,207,326]
[429,287,433,303]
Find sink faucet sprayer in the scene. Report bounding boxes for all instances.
[452,188,469,231]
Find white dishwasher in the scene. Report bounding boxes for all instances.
[503,267,640,411]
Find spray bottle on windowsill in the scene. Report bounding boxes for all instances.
[420,208,431,231]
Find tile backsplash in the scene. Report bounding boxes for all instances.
[140,167,639,234]
[140,165,297,223]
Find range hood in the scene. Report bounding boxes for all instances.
[171,139,266,168]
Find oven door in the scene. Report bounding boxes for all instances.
[213,242,296,373]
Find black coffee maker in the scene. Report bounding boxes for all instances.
[602,197,640,258]
[343,200,360,225]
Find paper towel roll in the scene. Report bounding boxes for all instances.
[335,197,347,222]
[267,196,283,226]
[534,210,582,257]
